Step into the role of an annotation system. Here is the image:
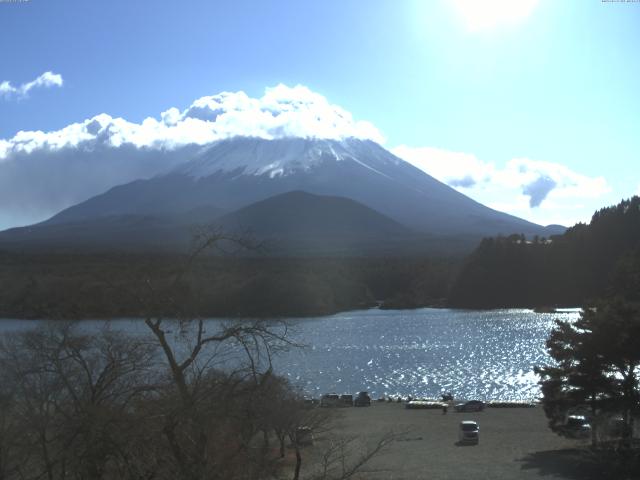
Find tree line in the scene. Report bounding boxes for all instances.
[448,196,640,308]
[0,252,459,319]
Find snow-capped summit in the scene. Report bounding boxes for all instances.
[174,137,400,179]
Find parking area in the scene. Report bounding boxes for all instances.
[305,402,591,480]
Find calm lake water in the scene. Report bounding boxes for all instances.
[0,308,579,401]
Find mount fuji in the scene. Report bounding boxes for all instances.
[0,136,564,253]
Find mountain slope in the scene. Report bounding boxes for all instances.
[0,214,191,252]
[0,191,423,254]
[215,190,420,254]
[218,190,413,238]
[44,137,559,238]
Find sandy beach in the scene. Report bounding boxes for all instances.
[302,402,595,480]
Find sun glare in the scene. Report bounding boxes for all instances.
[450,0,539,32]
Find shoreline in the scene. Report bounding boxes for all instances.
[0,304,582,322]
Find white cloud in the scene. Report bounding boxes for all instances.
[0,71,63,99]
[391,145,495,188]
[498,158,610,203]
[0,84,383,161]
[0,84,384,229]
[392,145,611,226]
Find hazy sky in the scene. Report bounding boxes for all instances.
[0,0,638,229]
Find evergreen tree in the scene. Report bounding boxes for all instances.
[536,298,640,447]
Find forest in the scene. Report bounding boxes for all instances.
[448,196,640,309]
[0,252,458,319]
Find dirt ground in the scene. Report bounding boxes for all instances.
[300,402,597,480]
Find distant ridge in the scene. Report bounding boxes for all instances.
[0,191,425,255]
[42,137,562,238]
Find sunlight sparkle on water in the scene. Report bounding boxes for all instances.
[274,308,578,401]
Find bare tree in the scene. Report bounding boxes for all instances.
[0,322,159,480]
[310,430,401,480]
[129,229,404,480]
[107,229,296,479]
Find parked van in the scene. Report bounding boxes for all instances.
[458,421,479,444]
[354,391,371,407]
[320,393,341,407]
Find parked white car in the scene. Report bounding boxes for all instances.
[458,421,479,444]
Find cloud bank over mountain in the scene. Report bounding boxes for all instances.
[0,71,63,100]
[0,83,612,230]
[0,84,383,159]
[0,85,383,229]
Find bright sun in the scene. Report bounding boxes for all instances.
[450,0,539,32]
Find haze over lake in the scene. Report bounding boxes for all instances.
[0,308,579,401]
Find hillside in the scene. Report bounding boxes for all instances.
[0,191,439,255]
[448,196,640,308]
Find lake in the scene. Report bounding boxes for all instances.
[0,307,579,401]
